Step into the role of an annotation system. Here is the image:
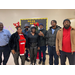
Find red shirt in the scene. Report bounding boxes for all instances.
[62,26,72,53]
[19,34,26,55]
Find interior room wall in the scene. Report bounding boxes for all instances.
[0,9,75,34]
[1,9,75,65]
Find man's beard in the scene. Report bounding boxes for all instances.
[64,25,70,29]
[52,26,55,27]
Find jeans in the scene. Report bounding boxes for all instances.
[0,44,11,65]
[12,52,25,65]
[39,46,46,62]
[48,46,58,65]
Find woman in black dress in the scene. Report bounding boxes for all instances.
[27,25,40,65]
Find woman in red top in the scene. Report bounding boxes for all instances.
[9,24,28,65]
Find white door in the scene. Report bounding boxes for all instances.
[70,19,75,28]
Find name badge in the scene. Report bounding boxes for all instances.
[20,42,25,45]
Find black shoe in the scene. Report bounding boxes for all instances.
[42,62,45,65]
[25,57,30,62]
[39,61,41,64]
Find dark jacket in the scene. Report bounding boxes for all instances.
[9,32,28,52]
[46,25,61,46]
[37,29,47,47]
[27,32,39,48]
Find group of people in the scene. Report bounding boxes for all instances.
[0,19,75,65]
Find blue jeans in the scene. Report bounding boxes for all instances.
[48,46,58,65]
[39,46,46,62]
[0,44,10,65]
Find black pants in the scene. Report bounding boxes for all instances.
[30,46,37,64]
[12,52,25,65]
[0,44,10,65]
[60,51,75,65]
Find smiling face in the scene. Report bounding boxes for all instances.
[17,27,22,34]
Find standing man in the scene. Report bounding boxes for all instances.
[22,23,30,62]
[0,22,11,65]
[46,20,61,65]
[37,23,47,65]
[56,19,75,65]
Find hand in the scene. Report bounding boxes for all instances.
[26,48,29,50]
[38,31,44,36]
[24,48,26,53]
[56,51,60,56]
[11,50,16,54]
[38,33,42,36]
[46,45,48,47]
[38,47,40,50]
[42,33,44,37]
[40,31,44,36]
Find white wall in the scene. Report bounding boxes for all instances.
[0,9,75,34]
[0,9,74,65]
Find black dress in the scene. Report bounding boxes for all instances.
[27,32,39,65]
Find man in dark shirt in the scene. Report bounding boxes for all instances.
[37,23,47,65]
[46,20,61,65]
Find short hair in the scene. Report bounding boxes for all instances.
[16,26,22,30]
[51,20,57,24]
[0,22,3,25]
